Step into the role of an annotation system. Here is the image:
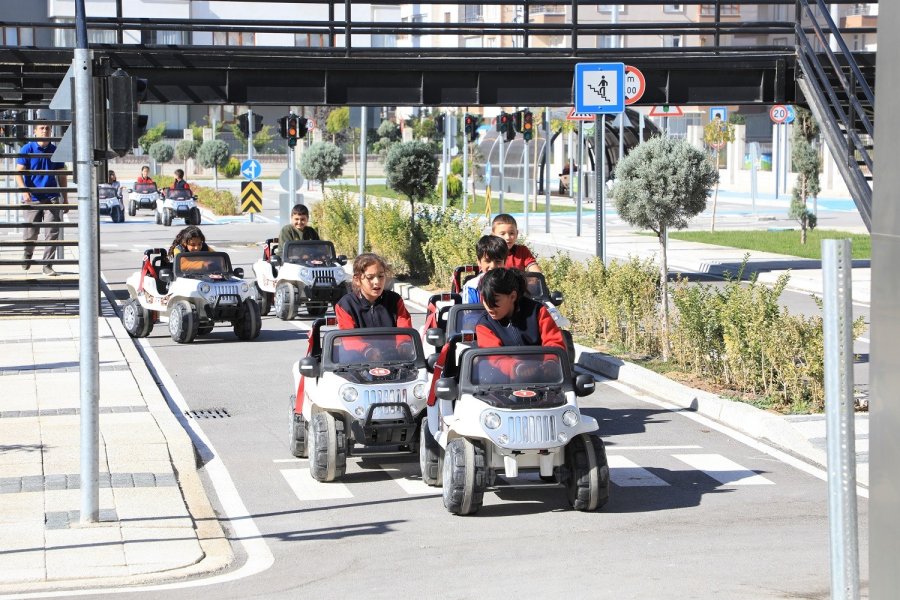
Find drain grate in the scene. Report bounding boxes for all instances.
[185,408,231,419]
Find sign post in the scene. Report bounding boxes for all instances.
[575,62,624,262]
[770,105,788,200]
[241,158,262,222]
[240,181,263,214]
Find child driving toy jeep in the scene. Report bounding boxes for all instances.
[461,235,508,304]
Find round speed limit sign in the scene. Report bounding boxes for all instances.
[769,105,789,124]
[624,65,646,106]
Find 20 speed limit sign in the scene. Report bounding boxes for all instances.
[624,65,646,106]
[769,105,789,124]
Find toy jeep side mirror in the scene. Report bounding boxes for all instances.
[299,356,320,378]
[425,327,445,349]
[573,373,595,397]
[550,291,564,307]
[232,267,244,278]
[434,377,457,401]
[426,353,439,373]
[336,255,347,266]
[159,268,174,283]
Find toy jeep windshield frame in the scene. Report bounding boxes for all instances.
[321,327,426,371]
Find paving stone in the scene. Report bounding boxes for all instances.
[21,475,44,493]
[111,473,133,488]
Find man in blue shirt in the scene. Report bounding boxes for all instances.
[15,120,68,275]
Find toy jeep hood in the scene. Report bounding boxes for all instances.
[334,365,422,385]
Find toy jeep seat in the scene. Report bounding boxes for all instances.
[447,303,486,339]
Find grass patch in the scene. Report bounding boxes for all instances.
[330,183,574,216]
[666,229,870,260]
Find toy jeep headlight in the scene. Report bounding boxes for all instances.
[298,267,312,282]
[562,410,579,427]
[413,383,426,400]
[199,283,211,295]
[334,269,348,284]
[240,282,250,293]
[483,412,502,430]
[341,386,358,403]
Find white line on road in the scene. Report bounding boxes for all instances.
[606,445,703,451]
[378,465,439,496]
[280,468,354,500]
[673,453,774,486]
[607,455,670,487]
[272,458,305,463]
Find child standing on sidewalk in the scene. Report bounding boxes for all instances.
[491,213,541,273]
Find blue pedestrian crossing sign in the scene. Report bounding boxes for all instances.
[241,159,262,181]
[575,63,625,114]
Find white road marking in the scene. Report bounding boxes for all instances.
[280,468,354,500]
[607,455,670,487]
[378,465,438,496]
[606,445,702,451]
[272,458,305,463]
[673,453,774,486]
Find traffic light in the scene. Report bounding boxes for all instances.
[107,69,148,157]
[287,115,299,147]
[278,116,289,139]
[496,112,510,135]
[522,110,534,142]
[239,112,265,137]
[435,113,445,136]
[513,110,524,133]
[464,113,479,143]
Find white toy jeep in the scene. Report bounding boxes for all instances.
[290,318,431,482]
[122,248,261,344]
[127,181,160,216]
[252,238,349,319]
[156,187,201,227]
[421,338,609,515]
[98,183,125,223]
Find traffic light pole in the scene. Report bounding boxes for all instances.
[462,116,468,212]
[358,107,368,256]
[441,110,449,210]
[576,121,583,237]
[523,137,529,235]
[248,108,254,160]
[74,0,100,524]
[499,137,505,213]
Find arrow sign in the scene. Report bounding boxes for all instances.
[241,158,262,181]
[240,180,263,213]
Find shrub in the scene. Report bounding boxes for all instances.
[415,205,482,286]
[385,141,439,224]
[196,187,238,216]
[148,141,174,165]
[138,121,166,154]
[366,200,415,275]
[450,156,464,176]
[445,173,463,200]
[222,156,241,178]
[175,139,200,162]
[312,186,360,257]
[197,140,231,170]
[301,142,345,188]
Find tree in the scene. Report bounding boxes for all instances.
[377,119,401,142]
[175,139,200,173]
[148,141,174,169]
[610,136,718,361]
[231,123,275,153]
[300,142,345,189]
[789,107,820,244]
[326,107,350,145]
[384,141,438,226]
[197,139,231,190]
[413,116,436,141]
[138,121,167,155]
[703,116,736,232]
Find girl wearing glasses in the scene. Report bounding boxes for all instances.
[335,253,412,329]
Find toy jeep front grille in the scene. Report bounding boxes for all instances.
[506,414,558,445]
[214,284,240,296]
[312,269,338,286]
[364,387,409,417]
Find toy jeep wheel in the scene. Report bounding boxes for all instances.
[254,283,271,315]
[168,300,199,344]
[274,282,298,321]
[234,298,262,340]
[155,210,161,225]
[163,209,173,227]
[110,205,123,223]
[122,298,153,338]
[128,200,136,217]
[309,411,347,482]
[190,207,202,226]
[419,420,443,487]
[306,302,328,317]
[289,398,308,458]
[566,434,610,512]
[442,437,486,515]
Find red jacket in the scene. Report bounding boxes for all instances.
[505,244,537,270]
[475,297,564,350]
[335,289,412,330]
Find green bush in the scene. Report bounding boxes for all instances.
[416,205,482,286]
[222,156,241,178]
[197,140,231,170]
[148,141,174,165]
[301,142,345,187]
[450,156,464,176]
[445,174,463,200]
[175,139,200,162]
[312,186,360,257]
[366,200,415,275]
[196,187,238,216]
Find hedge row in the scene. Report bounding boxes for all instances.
[149,175,238,216]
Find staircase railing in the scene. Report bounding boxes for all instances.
[795,0,874,231]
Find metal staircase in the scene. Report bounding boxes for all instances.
[795,0,875,232]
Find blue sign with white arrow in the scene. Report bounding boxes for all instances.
[241,159,262,181]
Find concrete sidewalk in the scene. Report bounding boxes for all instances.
[0,293,232,593]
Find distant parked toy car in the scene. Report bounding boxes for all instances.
[252,239,349,319]
[127,181,159,216]
[98,183,125,223]
[122,248,261,344]
[290,318,431,482]
[156,188,201,227]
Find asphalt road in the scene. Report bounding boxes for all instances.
[90,207,868,599]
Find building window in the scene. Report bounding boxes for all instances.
[3,26,35,46]
[213,31,255,46]
[143,30,188,45]
[52,20,115,47]
[295,32,328,47]
[597,5,625,13]
[464,5,483,22]
[531,4,565,14]
[664,4,683,13]
[664,35,683,48]
[772,37,788,47]
[700,4,740,17]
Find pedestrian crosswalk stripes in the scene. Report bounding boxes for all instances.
[672,454,775,486]
[277,451,775,501]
